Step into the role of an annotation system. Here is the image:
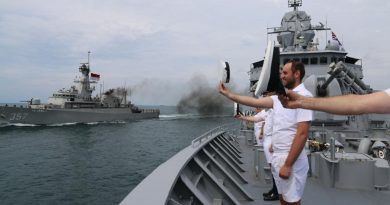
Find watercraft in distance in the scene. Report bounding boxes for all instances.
[0,53,159,125]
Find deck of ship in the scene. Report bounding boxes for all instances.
[120,124,390,205]
[236,131,390,205]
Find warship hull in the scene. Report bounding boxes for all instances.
[120,124,390,205]
[0,106,159,125]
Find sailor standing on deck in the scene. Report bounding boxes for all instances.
[235,107,264,145]
[254,109,265,146]
[260,107,280,201]
[219,61,312,205]
[236,95,279,201]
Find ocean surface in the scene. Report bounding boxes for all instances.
[0,106,235,205]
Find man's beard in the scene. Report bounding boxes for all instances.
[284,77,296,89]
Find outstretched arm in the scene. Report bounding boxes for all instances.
[280,90,390,115]
[219,83,273,108]
[236,115,264,123]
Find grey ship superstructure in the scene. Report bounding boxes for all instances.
[249,1,389,139]
[120,1,390,204]
[0,54,159,125]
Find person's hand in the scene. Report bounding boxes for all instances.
[269,144,273,153]
[234,114,243,119]
[219,82,230,97]
[279,90,304,109]
[279,164,292,179]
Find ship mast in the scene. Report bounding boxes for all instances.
[267,0,330,52]
[74,51,96,100]
[87,50,91,69]
[288,0,302,11]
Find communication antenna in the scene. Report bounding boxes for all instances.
[288,0,302,11]
[87,51,91,68]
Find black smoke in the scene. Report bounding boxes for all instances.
[176,74,231,115]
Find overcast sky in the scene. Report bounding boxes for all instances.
[1,0,389,105]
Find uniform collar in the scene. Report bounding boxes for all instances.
[292,83,305,92]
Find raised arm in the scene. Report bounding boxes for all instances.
[281,90,390,115]
[236,115,264,123]
[219,83,273,108]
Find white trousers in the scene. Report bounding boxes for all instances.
[262,136,272,164]
[271,152,309,203]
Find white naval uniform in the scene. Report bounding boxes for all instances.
[254,110,266,145]
[270,83,313,203]
[262,109,273,164]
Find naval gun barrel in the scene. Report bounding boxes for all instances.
[320,61,369,95]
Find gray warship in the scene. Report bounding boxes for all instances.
[120,1,390,204]
[0,54,159,126]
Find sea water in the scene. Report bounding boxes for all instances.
[0,106,235,204]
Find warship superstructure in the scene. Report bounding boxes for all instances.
[120,1,390,204]
[248,0,389,149]
[0,53,159,125]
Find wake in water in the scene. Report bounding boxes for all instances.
[159,113,200,120]
[47,120,128,126]
[1,123,39,127]
[0,120,129,128]
[159,113,231,121]
[48,122,79,127]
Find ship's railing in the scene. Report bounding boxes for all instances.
[191,122,237,148]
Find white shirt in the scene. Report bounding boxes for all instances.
[385,88,390,96]
[270,83,313,153]
[263,109,273,138]
[254,110,267,138]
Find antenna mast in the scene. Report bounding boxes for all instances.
[87,51,91,68]
[288,0,302,11]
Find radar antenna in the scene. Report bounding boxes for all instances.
[288,0,302,11]
[87,51,91,69]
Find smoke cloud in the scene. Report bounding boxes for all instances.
[176,74,232,115]
[125,78,187,106]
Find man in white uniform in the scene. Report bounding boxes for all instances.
[260,108,280,201]
[219,61,312,205]
[254,108,266,145]
[261,108,273,165]
[237,107,279,201]
[236,107,265,145]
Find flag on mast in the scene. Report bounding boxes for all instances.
[90,73,100,81]
[331,31,342,46]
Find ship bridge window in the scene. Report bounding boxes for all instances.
[310,57,318,64]
[301,58,309,64]
[320,56,328,64]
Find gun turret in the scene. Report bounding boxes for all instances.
[318,61,371,96]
